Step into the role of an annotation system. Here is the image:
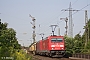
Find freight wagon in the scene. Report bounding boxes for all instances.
[29,42,36,55]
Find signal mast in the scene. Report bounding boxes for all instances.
[60,17,68,36]
[29,14,36,43]
[29,14,36,55]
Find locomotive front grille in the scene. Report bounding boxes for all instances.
[50,50,65,54]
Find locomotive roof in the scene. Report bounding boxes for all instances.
[37,35,64,41]
[43,35,64,40]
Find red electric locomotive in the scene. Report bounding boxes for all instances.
[36,35,65,57]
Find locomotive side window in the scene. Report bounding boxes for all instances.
[51,38,63,42]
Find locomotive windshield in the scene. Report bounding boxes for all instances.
[51,38,63,42]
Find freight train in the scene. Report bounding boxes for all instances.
[29,35,65,57]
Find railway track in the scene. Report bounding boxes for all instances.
[32,55,70,60]
[28,52,70,60]
[28,52,88,60]
[28,51,90,60]
[27,49,89,60]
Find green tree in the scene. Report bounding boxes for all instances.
[64,19,90,55]
[81,19,90,53]
[64,36,74,54]
[0,20,31,60]
[88,19,90,39]
[0,20,21,59]
[73,34,83,53]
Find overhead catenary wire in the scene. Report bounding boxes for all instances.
[72,4,90,16]
[37,11,66,35]
[71,0,79,6]
[42,4,90,36]
[38,0,79,27]
[37,0,80,36]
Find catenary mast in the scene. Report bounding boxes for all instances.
[61,2,79,37]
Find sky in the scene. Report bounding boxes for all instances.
[0,0,90,47]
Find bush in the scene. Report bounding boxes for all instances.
[12,49,31,60]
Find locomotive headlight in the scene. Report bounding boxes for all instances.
[62,48,63,49]
[52,48,54,50]
[60,45,64,47]
[51,45,55,47]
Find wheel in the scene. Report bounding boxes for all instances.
[49,53,52,57]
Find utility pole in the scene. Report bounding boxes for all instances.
[29,14,36,55]
[60,17,68,36]
[84,10,89,47]
[58,27,60,36]
[29,14,36,43]
[61,2,79,37]
[39,33,44,40]
[50,25,58,36]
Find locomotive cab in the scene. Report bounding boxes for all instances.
[49,36,65,57]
